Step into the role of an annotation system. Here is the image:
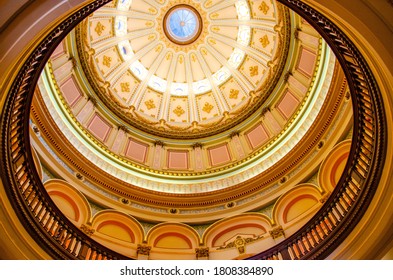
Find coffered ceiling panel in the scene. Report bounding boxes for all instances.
[76,0,290,138]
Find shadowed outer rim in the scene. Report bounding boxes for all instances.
[0,0,387,259]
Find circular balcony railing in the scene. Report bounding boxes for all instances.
[0,0,386,259]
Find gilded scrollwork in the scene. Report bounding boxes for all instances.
[195,247,209,258]
[217,235,264,254]
[269,226,285,239]
[94,21,105,36]
[137,244,151,256]
[80,224,95,236]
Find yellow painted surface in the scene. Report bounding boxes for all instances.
[98,224,132,242]
[50,195,77,221]
[285,197,317,223]
[155,235,190,249]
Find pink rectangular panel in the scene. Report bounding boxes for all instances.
[208,144,231,167]
[167,150,189,170]
[60,76,82,107]
[125,138,149,163]
[246,123,269,149]
[297,47,317,77]
[277,90,299,120]
[87,113,112,142]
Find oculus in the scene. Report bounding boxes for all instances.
[163,5,202,45]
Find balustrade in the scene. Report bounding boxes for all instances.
[0,0,386,260]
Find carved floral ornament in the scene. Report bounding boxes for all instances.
[80,224,95,236]
[137,244,151,256]
[195,247,209,258]
[269,226,285,239]
[94,21,105,36]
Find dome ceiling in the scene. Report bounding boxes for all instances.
[31,0,354,227]
[34,0,345,196]
[76,0,290,138]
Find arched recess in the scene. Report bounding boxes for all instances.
[146,223,200,260]
[91,210,144,243]
[273,184,322,227]
[90,210,144,258]
[203,213,273,248]
[44,179,91,225]
[318,140,351,192]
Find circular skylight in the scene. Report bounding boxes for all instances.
[164,5,201,45]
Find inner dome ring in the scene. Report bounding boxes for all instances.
[163,4,203,45]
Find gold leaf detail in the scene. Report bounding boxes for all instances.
[229,89,239,99]
[210,13,219,19]
[259,35,270,48]
[173,106,185,117]
[202,102,214,113]
[120,82,130,92]
[249,66,259,77]
[148,7,157,14]
[103,55,112,68]
[179,55,184,64]
[166,52,172,60]
[258,2,269,15]
[208,38,216,45]
[145,99,156,110]
[212,26,220,32]
[191,54,197,62]
[80,224,95,236]
[145,21,154,27]
[95,21,105,36]
[148,34,155,40]
[155,45,162,52]
[204,0,213,8]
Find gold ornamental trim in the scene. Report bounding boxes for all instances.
[74,3,292,139]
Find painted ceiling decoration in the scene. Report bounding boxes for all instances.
[75,0,291,138]
[27,0,356,259]
[33,0,354,216]
[36,0,348,197]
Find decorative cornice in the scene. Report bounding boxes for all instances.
[192,142,203,149]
